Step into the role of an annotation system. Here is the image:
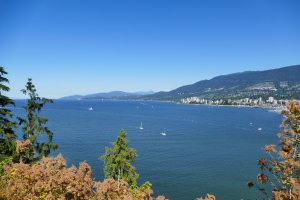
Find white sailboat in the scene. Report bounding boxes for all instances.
[161,129,166,136]
[139,121,143,130]
[88,107,93,111]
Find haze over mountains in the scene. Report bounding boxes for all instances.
[60,91,155,100]
[61,65,300,101]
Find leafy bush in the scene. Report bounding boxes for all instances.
[0,154,166,200]
[249,102,300,199]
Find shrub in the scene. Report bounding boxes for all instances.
[249,101,300,199]
[0,154,166,200]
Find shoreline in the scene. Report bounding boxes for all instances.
[176,101,287,111]
[51,98,287,112]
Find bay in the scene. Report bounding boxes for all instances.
[13,100,281,200]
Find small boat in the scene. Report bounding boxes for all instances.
[88,107,93,111]
[258,128,262,131]
[139,121,143,130]
[160,130,166,136]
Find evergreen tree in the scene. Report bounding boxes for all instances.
[100,129,139,186]
[0,67,17,160]
[18,78,57,163]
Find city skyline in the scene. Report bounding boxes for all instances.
[1,0,300,98]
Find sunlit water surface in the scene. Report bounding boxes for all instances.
[13,100,282,200]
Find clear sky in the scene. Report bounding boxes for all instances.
[0,0,300,98]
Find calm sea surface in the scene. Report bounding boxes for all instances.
[13,100,282,200]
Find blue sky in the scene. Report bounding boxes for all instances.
[0,0,300,98]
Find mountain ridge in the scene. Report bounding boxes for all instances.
[60,91,154,100]
[145,64,300,100]
[60,64,300,101]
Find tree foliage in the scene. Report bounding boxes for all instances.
[18,78,57,163]
[249,101,300,199]
[0,154,166,200]
[0,68,171,199]
[100,129,139,186]
[0,67,17,161]
[196,194,216,200]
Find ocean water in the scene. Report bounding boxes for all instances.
[12,100,282,200]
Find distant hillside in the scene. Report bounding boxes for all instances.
[59,95,83,100]
[60,65,300,101]
[147,65,300,100]
[60,91,154,100]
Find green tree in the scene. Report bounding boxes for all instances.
[18,78,57,163]
[0,67,17,161]
[100,129,139,186]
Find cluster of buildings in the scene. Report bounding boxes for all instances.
[180,96,298,107]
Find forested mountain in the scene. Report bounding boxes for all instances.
[147,65,300,100]
[60,91,154,100]
[60,65,300,101]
